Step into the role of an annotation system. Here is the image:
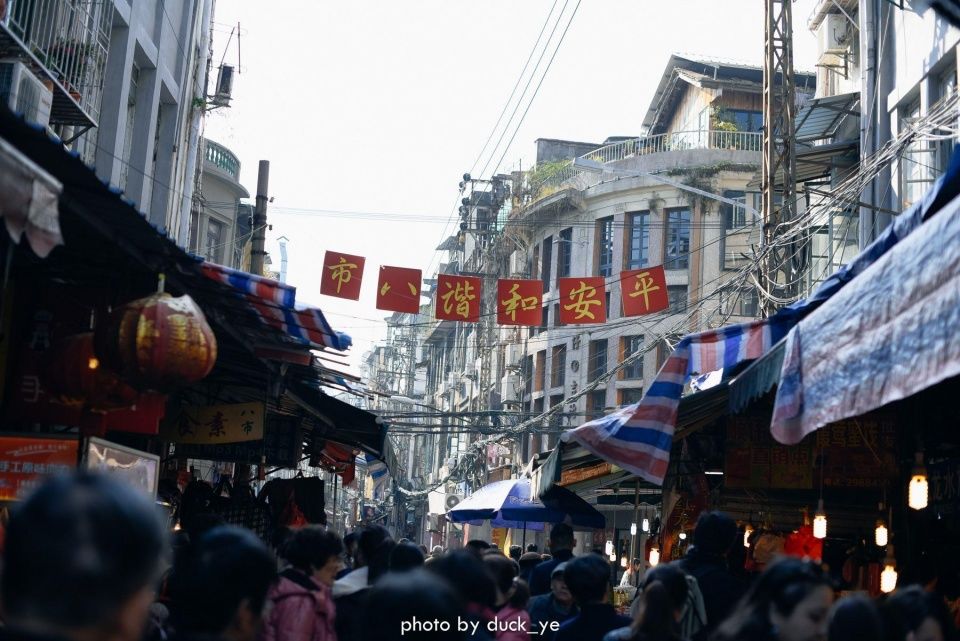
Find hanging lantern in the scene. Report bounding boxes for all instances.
[97,278,217,391]
[605,540,614,556]
[642,518,650,532]
[620,555,628,568]
[813,499,827,539]
[880,546,898,594]
[909,452,928,510]
[743,524,754,548]
[608,552,617,562]
[46,333,139,410]
[679,532,687,540]
[648,546,660,567]
[875,519,888,547]
[630,522,637,536]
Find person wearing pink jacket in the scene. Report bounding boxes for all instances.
[261,527,343,641]
[484,553,532,641]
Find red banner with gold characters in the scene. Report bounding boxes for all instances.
[496,279,542,326]
[621,265,669,316]
[320,251,365,300]
[436,274,481,322]
[376,266,422,313]
[558,277,607,324]
[0,436,79,501]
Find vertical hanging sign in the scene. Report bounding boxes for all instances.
[436,274,481,322]
[496,279,542,326]
[621,265,669,316]
[376,266,422,313]
[320,251,365,300]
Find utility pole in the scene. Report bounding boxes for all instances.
[761,0,798,315]
[250,160,270,275]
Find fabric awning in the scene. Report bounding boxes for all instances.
[0,137,63,257]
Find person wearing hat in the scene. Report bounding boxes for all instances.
[529,523,576,596]
[676,511,747,641]
[527,562,579,641]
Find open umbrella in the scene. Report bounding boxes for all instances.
[446,478,604,529]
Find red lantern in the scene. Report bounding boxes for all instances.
[46,333,139,410]
[97,289,217,391]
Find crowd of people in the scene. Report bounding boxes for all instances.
[2,473,958,641]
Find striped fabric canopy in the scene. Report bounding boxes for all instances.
[562,317,795,485]
[202,262,352,351]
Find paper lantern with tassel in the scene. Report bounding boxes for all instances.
[46,333,139,410]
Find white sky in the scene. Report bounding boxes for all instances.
[203,0,821,376]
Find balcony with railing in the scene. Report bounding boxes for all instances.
[0,0,112,127]
[204,139,241,181]
[519,129,762,208]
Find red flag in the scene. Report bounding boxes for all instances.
[320,251,365,300]
[621,265,669,316]
[496,279,542,326]
[376,266,422,313]
[436,274,481,322]
[558,277,606,325]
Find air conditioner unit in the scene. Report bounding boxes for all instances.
[505,343,524,368]
[509,252,527,276]
[501,373,521,400]
[0,61,52,128]
[444,493,463,511]
[818,14,851,57]
[212,64,234,106]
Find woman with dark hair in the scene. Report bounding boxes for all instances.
[827,595,882,641]
[428,551,498,640]
[333,525,395,640]
[169,526,277,641]
[390,541,426,573]
[359,569,466,641]
[711,558,833,641]
[605,564,689,641]
[880,585,956,641]
[261,526,342,641]
[483,554,531,641]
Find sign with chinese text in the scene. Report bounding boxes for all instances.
[930,459,960,515]
[0,436,79,501]
[496,279,542,326]
[558,461,613,486]
[85,438,160,496]
[376,266,422,313]
[436,274,481,322]
[320,251,365,300]
[621,266,669,316]
[174,414,302,467]
[162,402,265,444]
[815,416,898,488]
[558,277,606,325]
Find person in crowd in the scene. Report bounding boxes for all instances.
[419,544,430,556]
[0,474,165,641]
[336,532,359,580]
[467,539,494,557]
[428,550,498,640]
[272,527,294,570]
[333,525,395,640]
[881,585,956,641]
[509,545,523,562]
[530,524,576,596]
[359,569,466,641]
[619,558,644,589]
[484,554,531,641]
[711,558,833,641]
[169,526,277,641]
[555,555,631,641]
[261,526,342,641]
[605,564,689,641]
[827,594,883,641]
[676,512,747,641]
[519,552,544,584]
[390,541,426,573]
[528,563,579,641]
[433,545,446,557]
[527,544,539,553]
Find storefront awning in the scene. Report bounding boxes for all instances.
[795,92,859,144]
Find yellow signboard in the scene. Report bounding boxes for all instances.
[162,402,265,444]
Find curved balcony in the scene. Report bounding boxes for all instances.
[204,139,241,181]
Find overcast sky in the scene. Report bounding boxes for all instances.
[203,0,821,376]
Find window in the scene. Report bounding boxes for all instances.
[721,191,758,270]
[557,228,573,278]
[532,244,540,280]
[665,208,691,270]
[204,218,225,263]
[937,66,958,173]
[901,100,935,208]
[737,289,759,317]
[596,217,614,277]
[522,355,533,395]
[605,291,613,319]
[551,344,566,388]
[619,388,644,406]
[553,303,562,327]
[621,335,644,380]
[542,235,553,288]
[535,351,546,393]
[587,390,607,418]
[668,285,687,311]
[119,63,140,191]
[719,108,762,132]
[588,339,608,382]
[626,211,649,269]
[722,191,747,229]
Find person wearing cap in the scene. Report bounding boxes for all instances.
[527,562,579,641]
[676,511,747,641]
[529,523,576,596]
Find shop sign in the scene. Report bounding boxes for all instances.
[930,460,960,514]
[0,436,78,500]
[174,414,301,467]
[491,527,507,551]
[559,461,613,486]
[162,402,265,444]
[84,437,159,496]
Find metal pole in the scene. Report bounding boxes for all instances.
[250,160,269,274]
[630,482,639,563]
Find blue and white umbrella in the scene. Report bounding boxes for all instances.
[446,478,604,529]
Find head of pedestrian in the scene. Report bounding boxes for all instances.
[169,525,277,641]
[519,552,543,577]
[691,510,738,558]
[550,562,574,606]
[526,543,539,553]
[549,522,575,554]
[390,541,426,573]
[880,585,954,641]
[432,545,445,557]
[1,473,166,641]
[484,553,527,610]
[563,555,611,607]
[280,525,343,588]
[427,550,497,614]
[630,564,689,640]
[713,558,833,641]
[358,524,395,584]
[509,544,523,561]
[465,539,492,557]
[827,594,882,641]
[359,569,465,641]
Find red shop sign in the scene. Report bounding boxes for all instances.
[0,436,79,501]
